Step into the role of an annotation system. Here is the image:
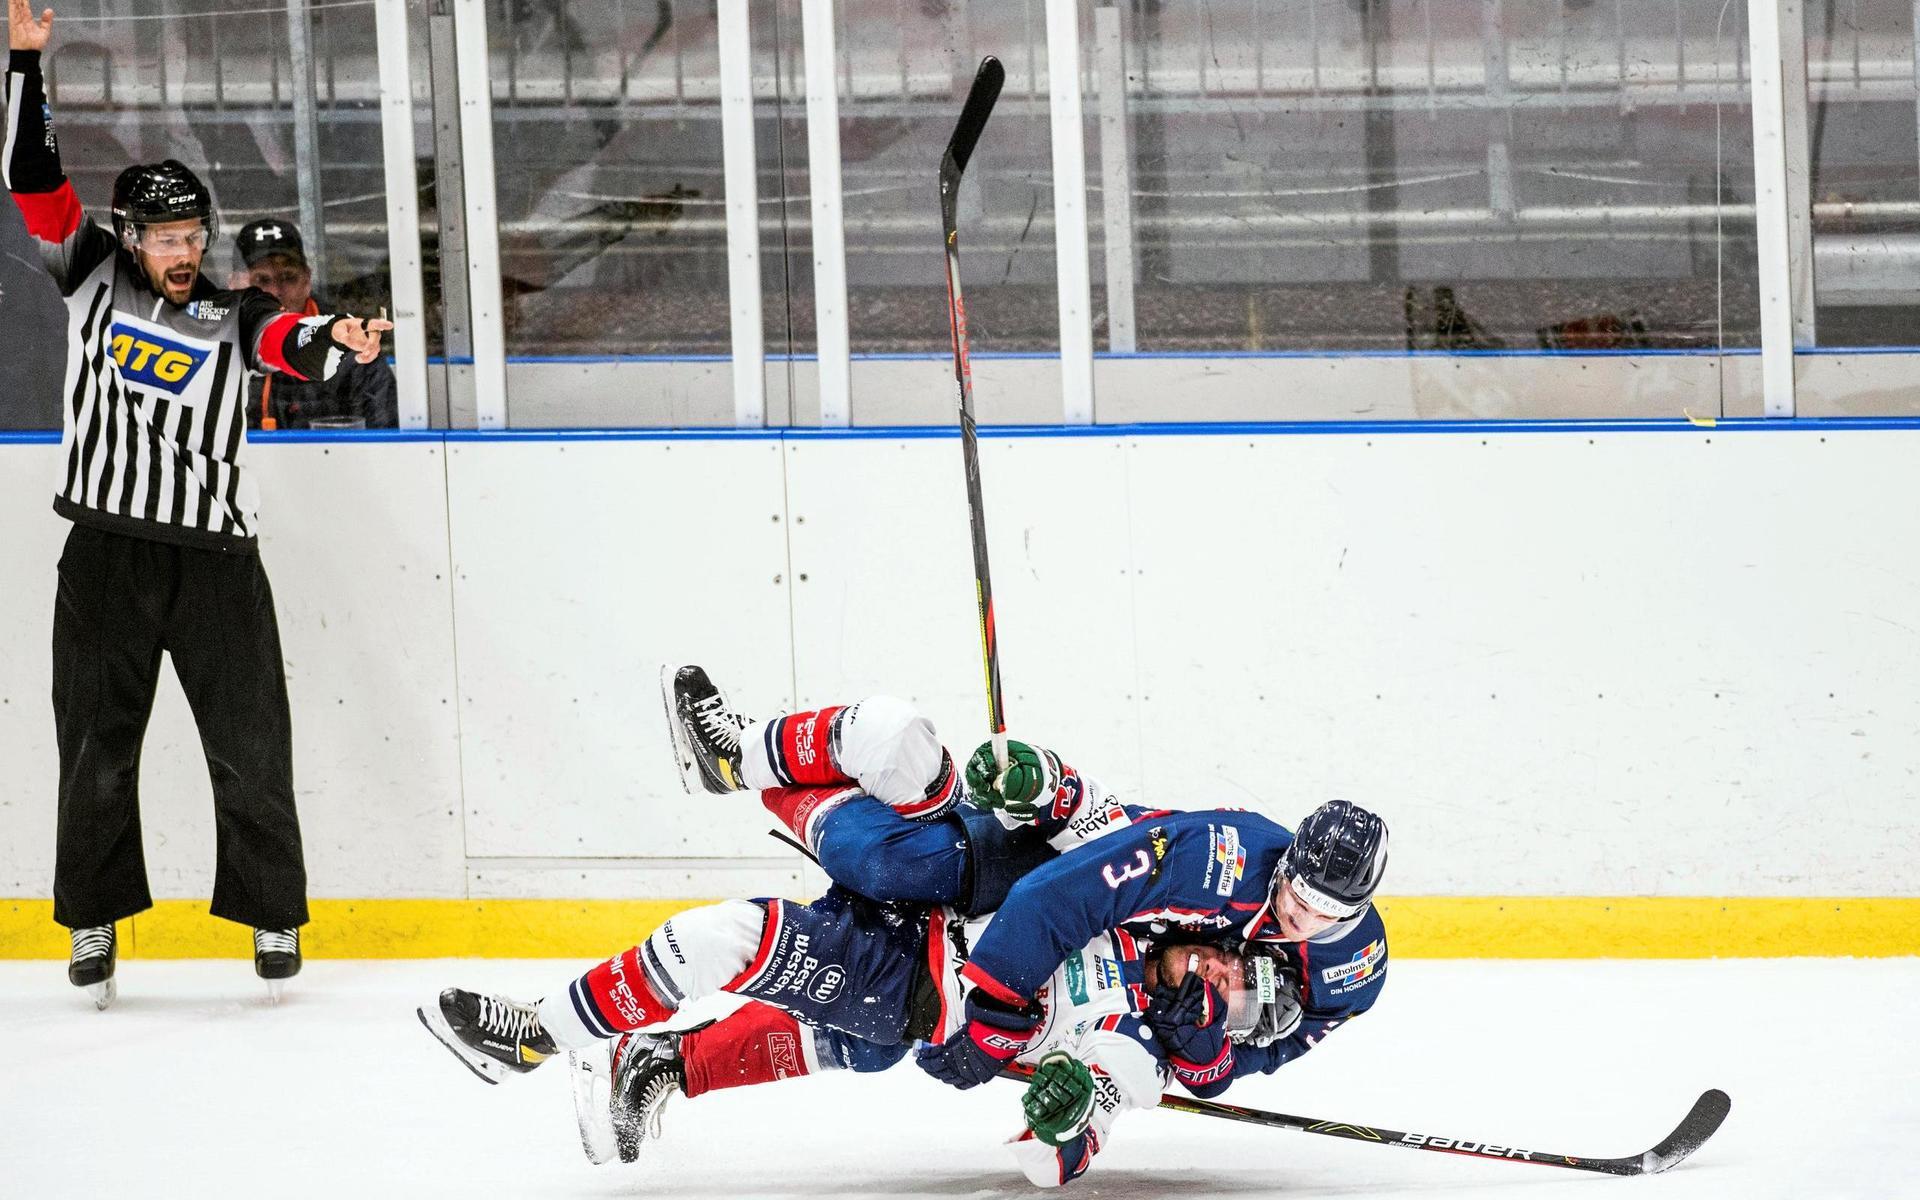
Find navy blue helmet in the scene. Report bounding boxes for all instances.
[1275,800,1389,920]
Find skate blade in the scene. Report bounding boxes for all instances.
[416,1003,506,1085]
[569,1050,619,1166]
[86,977,116,1011]
[265,978,285,1005]
[659,663,698,795]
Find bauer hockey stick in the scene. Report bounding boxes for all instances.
[940,56,1009,766]
[1000,1065,1729,1178]
[1150,1087,1730,1177]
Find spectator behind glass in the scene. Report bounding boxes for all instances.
[237,218,399,430]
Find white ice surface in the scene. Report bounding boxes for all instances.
[3,958,1914,1200]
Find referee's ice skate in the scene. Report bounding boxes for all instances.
[67,925,116,1011]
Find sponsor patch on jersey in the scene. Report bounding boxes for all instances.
[185,300,229,322]
[1320,939,1385,987]
[767,1031,802,1078]
[805,963,846,1003]
[1211,826,1245,896]
[108,315,217,403]
[1095,956,1124,992]
[1064,955,1090,1005]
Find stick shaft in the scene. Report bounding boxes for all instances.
[940,57,1008,750]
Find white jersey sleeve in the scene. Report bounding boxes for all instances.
[1001,930,1167,1187]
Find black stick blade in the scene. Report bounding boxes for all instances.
[944,57,1005,178]
[1636,1089,1732,1175]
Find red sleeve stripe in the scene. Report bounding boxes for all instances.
[926,907,953,1035]
[13,181,81,242]
[255,312,310,380]
[959,960,1026,1006]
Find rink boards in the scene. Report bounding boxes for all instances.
[2,422,1917,958]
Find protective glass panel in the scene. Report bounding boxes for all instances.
[1082,0,1762,419]
[828,0,1060,354]
[1805,0,1920,341]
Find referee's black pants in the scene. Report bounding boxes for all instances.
[51,524,309,932]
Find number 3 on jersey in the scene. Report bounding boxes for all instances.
[1101,849,1152,889]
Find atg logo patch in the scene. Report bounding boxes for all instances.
[1320,939,1385,987]
[109,320,213,398]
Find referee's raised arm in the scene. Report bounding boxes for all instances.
[5,1,115,294]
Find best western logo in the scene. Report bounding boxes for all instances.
[109,323,211,396]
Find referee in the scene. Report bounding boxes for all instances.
[6,2,391,1006]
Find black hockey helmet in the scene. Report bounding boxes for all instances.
[111,160,215,247]
[1273,800,1389,920]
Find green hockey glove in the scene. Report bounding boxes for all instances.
[963,740,1057,823]
[1021,1050,1097,1147]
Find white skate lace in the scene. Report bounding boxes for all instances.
[477,994,542,1041]
[70,926,114,961]
[254,929,299,956]
[638,1068,680,1141]
[693,693,744,752]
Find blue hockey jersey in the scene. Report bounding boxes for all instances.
[961,806,1389,1088]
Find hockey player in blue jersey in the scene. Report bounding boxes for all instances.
[652,664,1389,1099]
[647,665,1391,1100]
[917,786,1390,1100]
[418,669,1384,1182]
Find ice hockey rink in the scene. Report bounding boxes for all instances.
[5,956,1913,1199]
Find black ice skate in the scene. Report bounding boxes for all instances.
[610,1029,685,1162]
[662,664,749,795]
[417,988,558,1085]
[253,928,301,1003]
[68,925,116,1011]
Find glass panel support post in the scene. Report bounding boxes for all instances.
[718,0,767,428]
[1748,0,1799,417]
[1780,0,1816,348]
[375,0,430,429]
[286,0,329,290]
[1046,0,1095,424]
[427,2,470,429]
[1095,6,1136,354]
[801,0,850,427]
[451,0,509,429]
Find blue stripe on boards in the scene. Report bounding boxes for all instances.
[14,416,1920,449]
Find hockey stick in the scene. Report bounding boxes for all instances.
[1000,1065,1728,1178]
[940,56,1010,766]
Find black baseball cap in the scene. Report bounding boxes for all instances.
[236,218,308,269]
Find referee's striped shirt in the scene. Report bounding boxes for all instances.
[8,47,328,553]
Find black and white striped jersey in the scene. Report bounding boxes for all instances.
[7,48,346,553]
